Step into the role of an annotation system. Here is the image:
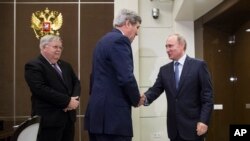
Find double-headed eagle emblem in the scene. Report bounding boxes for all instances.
[31,8,63,39]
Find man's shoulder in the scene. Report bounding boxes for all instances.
[160,62,172,70]
[186,56,205,64]
[97,31,120,45]
[104,29,123,39]
[98,30,129,47]
[57,60,71,67]
[26,55,42,65]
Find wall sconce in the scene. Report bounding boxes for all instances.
[152,8,160,19]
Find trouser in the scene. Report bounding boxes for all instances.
[89,133,132,141]
[170,133,204,141]
[37,119,75,141]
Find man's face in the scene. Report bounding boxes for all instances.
[165,35,184,61]
[42,40,63,63]
[125,21,140,43]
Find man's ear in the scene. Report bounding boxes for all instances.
[125,20,131,27]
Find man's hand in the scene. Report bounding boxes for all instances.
[137,94,146,107]
[196,122,208,136]
[64,96,79,112]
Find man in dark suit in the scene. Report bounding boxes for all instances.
[25,35,81,141]
[84,9,143,141]
[142,34,213,141]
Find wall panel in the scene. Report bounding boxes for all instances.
[0,3,14,123]
[81,0,113,2]
[15,4,79,116]
[0,1,114,141]
[16,0,78,2]
[80,3,113,140]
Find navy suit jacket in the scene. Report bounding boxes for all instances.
[145,56,213,140]
[84,29,141,136]
[25,55,81,127]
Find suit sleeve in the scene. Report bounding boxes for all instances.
[25,62,70,108]
[110,37,140,107]
[69,64,81,97]
[199,61,214,125]
[144,67,165,105]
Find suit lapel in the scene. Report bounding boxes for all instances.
[177,56,191,95]
[39,55,69,89]
[57,61,70,90]
[39,55,61,80]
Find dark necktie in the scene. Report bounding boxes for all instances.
[174,62,180,89]
[52,63,63,79]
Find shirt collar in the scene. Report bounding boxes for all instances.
[41,54,57,65]
[175,54,187,65]
[116,28,125,35]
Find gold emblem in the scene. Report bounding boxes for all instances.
[31,7,63,39]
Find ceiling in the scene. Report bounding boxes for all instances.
[175,0,223,21]
[205,0,250,33]
[174,0,250,33]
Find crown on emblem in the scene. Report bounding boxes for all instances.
[31,7,63,39]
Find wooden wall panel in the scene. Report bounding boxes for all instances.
[15,4,79,116]
[0,0,13,2]
[81,0,113,2]
[233,21,250,124]
[0,4,14,118]
[79,3,114,141]
[195,1,250,140]
[80,3,114,113]
[16,0,78,2]
[0,1,114,141]
[203,26,233,141]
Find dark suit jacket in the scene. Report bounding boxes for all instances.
[25,54,81,127]
[145,56,213,140]
[84,29,141,137]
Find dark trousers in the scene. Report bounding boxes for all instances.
[37,119,75,141]
[89,133,132,141]
[170,133,204,141]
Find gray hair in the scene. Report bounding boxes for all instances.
[39,35,62,49]
[169,33,187,50]
[113,9,142,27]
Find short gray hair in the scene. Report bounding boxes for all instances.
[169,33,187,50]
[113,9,142,27]
[39,35,62,49]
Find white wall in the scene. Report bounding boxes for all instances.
[114,0,195,141]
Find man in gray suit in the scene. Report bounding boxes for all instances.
[142,34,213,141]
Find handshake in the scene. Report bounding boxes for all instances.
[137,94,146,107]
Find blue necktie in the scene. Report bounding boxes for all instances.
[174,62,180,89]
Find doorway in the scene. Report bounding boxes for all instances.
[195,0,250,140]
[203,21,250,141]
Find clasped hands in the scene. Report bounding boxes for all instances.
[63,96,80,112]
